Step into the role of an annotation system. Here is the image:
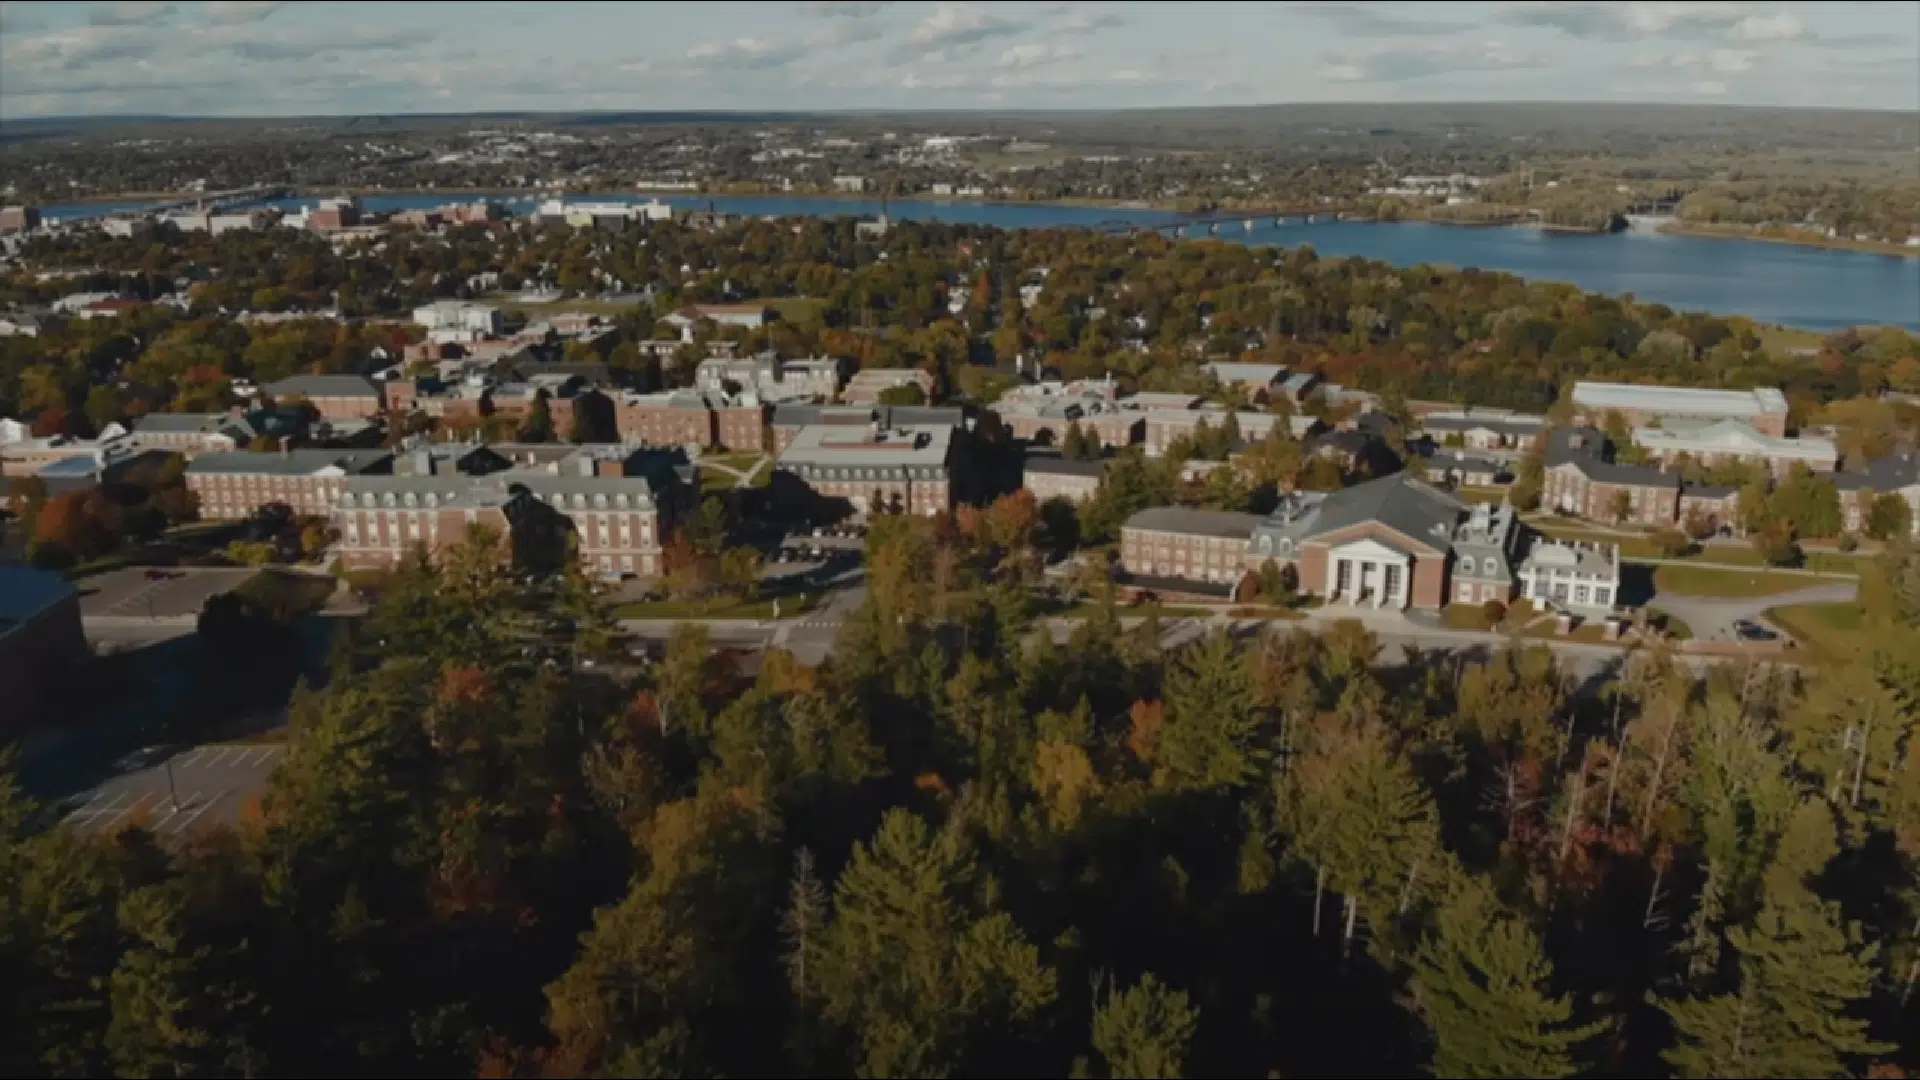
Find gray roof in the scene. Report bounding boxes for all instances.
[1295,472,1467,550]
[1834,447,1920,492]
[1421,413,1544,436]
[267,374,380,399]
[135,412,232,434]
[186,449,391,476]
[1543,426,1608,466]
[1024,455,1108,478]
[779,424,954,469]
[1553,456,1679,488]
[1124,506,1264,539]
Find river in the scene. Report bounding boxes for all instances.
[40,192,1920,332]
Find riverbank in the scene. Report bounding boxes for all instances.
[1658,220,1920,258]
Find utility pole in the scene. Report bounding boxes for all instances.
[165,757,179,814]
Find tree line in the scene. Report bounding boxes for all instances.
[3,523,1917,1077]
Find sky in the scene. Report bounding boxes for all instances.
[0,1,1915,119]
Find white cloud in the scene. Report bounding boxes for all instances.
[998,42,1079,68]
[9,26,161,68]
[1692,78,1728,93]
[209,26,435,61]
[804,1,891,15]
[907,2,1028,51]
[1497,1,1768,40]
[88,2,176,26]
[1054,6,1125,34]
[1630,46,1759,73]
[1322,39,1546,82]
[1732,12,1806,42]
[686,36,807,69]
[1292,2,1472,37]
[202,1,287,24]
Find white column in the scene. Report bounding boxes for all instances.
[1375,559,1387,608]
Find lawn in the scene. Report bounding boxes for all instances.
[1532,520,1862,577]
[612,593,819,620]
[766,297,825,324]
[1455,487,1509,505]
[1768,602,1867,661]
[1651,564,1821,599]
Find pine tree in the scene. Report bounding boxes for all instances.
[518,395,555,443]
[1406,878,1600,1079]
[1154,631,1259,792]
[812,810,1056,1077]
[107,883,251,1078]
[1090,973,1200,1079]
[1659,899,1892,1079]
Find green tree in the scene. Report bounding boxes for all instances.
[1406,878,1601,1079]
[518,395,555,443]
[107,883,253,1078]
[877,383,927,406]
[1089,974,1200,1080]
[1154,631,1259,792]
[1658,900,1892,1079]
[812,810,1057,1078]
[1864,491,1911,541]
[83,384,125,433]
[1061,419,1095,461]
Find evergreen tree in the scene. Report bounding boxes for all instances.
[1154,631,1260,792]
[1659,900,1892,1079]
[1090,974,1201,1079]
[1406,878,1601,1079]
[813,810,1057,1077]
[518,395,555,443]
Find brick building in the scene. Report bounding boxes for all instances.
[614,391,764,450]
[186,448,392,519]
[131,412,257,457]
[265,374,385,421]
[776,423,960,515]
[1022,455,1107,504]
[333,447,682,579]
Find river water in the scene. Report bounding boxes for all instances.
[41,192,1920,332]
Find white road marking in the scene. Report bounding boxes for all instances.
[176,747,208,767]
[162,792,224,835]
[203,747,233,767]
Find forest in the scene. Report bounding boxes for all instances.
[3,513,1918,1078]
[5,215,1919,438]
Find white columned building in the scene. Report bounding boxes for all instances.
[1328,537,1412,609]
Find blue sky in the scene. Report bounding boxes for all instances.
[0,1,1915,118]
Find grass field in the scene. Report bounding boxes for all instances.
[766,297,825,324]
[1767,602,1867,661]
[1533,520,1863,576]
[1652,564,1823,598]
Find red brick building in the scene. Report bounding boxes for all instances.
[266,374,385,422]
[186,448,393,520]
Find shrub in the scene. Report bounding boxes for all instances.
[1836,532,1860,553]
[1480,599,1508,625]
[1652,527,1693,559]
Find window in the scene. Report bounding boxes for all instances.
[1593,586,1611,606]
[1575,585,1590,605]
[1382,564,1403,601]
[1458,582,1473,602]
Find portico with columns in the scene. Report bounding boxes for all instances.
[1326,536,1412,609]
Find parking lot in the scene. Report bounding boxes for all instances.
[59,742,287,838]
[76,566,258,621]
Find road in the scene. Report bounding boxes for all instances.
[1648,580,1858,644]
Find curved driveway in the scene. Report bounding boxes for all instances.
[1649,581,1858,645]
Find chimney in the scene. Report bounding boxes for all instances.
[411,449,433,475]
[575,455,595,477]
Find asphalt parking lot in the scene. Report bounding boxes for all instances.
[76,567,258,621]
[59,742,287,838]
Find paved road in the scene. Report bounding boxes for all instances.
[1648,580,1859,644]
[58,742,287,838]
